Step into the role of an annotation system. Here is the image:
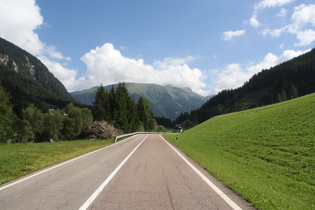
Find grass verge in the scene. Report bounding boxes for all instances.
[0,139,114,185]
[164,93,315,210]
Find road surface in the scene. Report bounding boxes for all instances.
[0,134,254,209]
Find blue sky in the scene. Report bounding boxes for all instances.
[0,0,314,96]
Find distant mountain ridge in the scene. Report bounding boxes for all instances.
[0,37,77,115]
[71,83,210,120]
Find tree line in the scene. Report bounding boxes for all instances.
[0,81,93,143]
[0,82,165,144]
[93,83,162,133]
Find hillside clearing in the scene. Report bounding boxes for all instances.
[164,93,315,209]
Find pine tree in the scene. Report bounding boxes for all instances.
[289,83,298,99]
[137,96,153,131]
[127,97,139,132]
[114,83,130,131]
[93,84,109,121]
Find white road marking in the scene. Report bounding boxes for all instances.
[79,135,149,210]
[0,137,132,192]
[160,135,242,210]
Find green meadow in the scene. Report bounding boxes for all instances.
[0,139,113,185]
[164,93,315,210]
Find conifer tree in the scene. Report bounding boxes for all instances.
[137,96,153,131]
[93,84,109,121]
[127,97,139,132]
[114,83,129,130]
[289,83,298,99]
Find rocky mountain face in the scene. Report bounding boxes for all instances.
[0,37,77,115]
[71,83,211,120]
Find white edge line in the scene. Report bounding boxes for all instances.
[0,136,136,192]
[79,135,149,210]
[160,135,242,210]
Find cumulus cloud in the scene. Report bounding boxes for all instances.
[213,49,308,92]
[77,43,208,95]
[262,4,315,46]
[0,0,44,55]
[213,63,252,92]
[221,30,246,41]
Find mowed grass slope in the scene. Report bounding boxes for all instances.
[164,93,315,210]
[0,139,113,185]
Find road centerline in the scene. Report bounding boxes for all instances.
[79,135,149,210]
[160,135,242,210]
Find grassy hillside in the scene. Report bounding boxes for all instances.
[164,93,315,209]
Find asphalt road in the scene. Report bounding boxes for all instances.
[0,134,254,210]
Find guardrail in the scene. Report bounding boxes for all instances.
[114,132,177,142]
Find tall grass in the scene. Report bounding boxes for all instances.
[0,139,113,185]
[164,93,315,209]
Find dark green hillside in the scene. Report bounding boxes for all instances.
[71,83,209,120]
[178,48,315,124]
[165,93,315,209]
[0,37,77,114]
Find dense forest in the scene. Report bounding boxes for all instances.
[176,48,315,127]
[0,81,92,143]
[93,83,161,133]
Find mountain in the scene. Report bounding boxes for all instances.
[177,48,315,125]
[0,37,78,115]
[71,83,210,120]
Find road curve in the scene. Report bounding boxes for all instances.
[0,134,254,210]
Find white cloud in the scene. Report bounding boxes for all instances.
[38,56,79,88]
[250,16,260,27]
[289,4,315,33]
[262,4,315,46]
[213,49,308,92]
[214,63,252,92]
[247,50,306,73]
[250,0,294,28]
[277,8,288,18]
[0,0,44,55]
[255,0,294,10]
[76,43,208,95]
[295,29,315,46]
[221,30,245,41]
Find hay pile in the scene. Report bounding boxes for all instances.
[80,121,122,139]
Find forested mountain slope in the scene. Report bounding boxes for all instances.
[0,37,78,115]
[176,48,315,124]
